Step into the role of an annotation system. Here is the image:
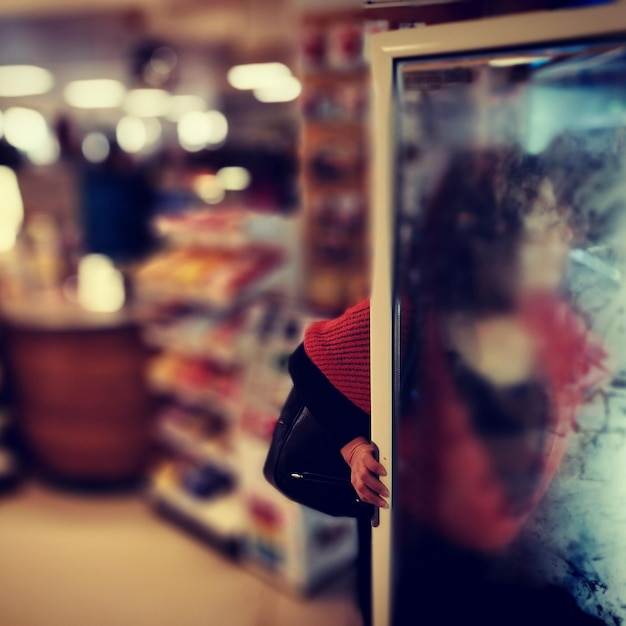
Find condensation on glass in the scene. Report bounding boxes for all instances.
[391,39,626,626]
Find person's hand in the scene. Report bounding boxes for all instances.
[340,436,389,508]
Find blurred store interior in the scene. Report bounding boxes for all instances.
[0,0,618,625]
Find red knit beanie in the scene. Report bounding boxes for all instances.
[303,299,371,414]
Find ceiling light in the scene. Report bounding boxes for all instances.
[217,167,251,191]
[4,106,58,165]
[204,111,228,145]
[144,118,162,145]
[254,76,302,103]
[124,88,170,117]
[64,79,126,109]
[227,63,291,90]
[27,133,59,166]
[0,65,54,97]
[77,254,125,313]
[177,110,228,152]
[193,174,225,204]
[177,112,204,152]
[116,116,147,154]
[4,107,48,152]
[167,95,205,121]
[82,132,110,163]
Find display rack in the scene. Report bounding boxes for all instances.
[299,11,373,315]
[235,305,359,595]
[298,4,505,317]
[135,203,358,593]
[136,205,292,554]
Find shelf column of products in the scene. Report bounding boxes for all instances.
[134,204,358,593]
[236,305,358,594]
[299,11,374,315]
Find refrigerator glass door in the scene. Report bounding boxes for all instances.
[370,7,626,625]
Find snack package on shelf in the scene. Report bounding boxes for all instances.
[147,353,244,423]
[142,309,250,368]
[135,245,286,311]
[152,207,298,252]
[154,404,234,470]
[152,208,254,248]
[149,458,245,557]
[301,19,366,74]
[302,81,368,123]
[151,458,238,509]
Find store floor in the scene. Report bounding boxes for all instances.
[0,482,362,626]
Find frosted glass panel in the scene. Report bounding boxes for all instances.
[392,39,626,626]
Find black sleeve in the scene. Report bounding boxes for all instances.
[288,343,370,449]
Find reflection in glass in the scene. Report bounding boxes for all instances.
[392,40,626,626]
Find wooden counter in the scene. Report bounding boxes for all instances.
[1,296,154,487]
